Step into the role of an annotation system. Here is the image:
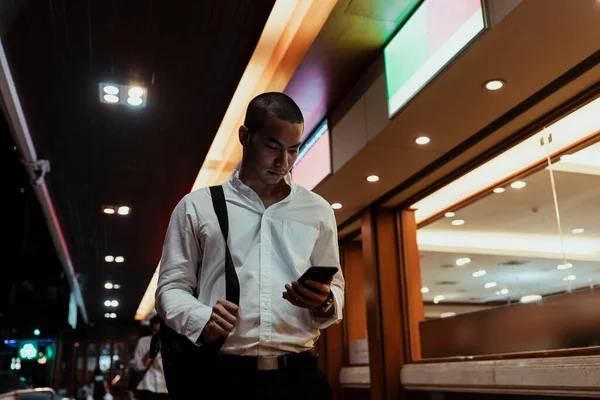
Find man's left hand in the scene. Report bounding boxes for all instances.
[283,278,332,309]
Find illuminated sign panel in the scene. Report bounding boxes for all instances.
[384,0,485,117]
[292,121,331,191]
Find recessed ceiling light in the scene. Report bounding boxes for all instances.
[111,300,119,307]
[103,207,115,215]
[510,181,526,189]
[472,270,486,277]
[421,287,430,293]
[104,282,113,289]
[493,188,505,193]
[451,219,465,226]
[128,87,144,97]
[440,312,456,318]
[103,94,119,103]
[127,97,143,106]
[557,263,573,270]
[105,255,114,263]
[500,288,509,295]
[520,294,542,303]
[433,295,445,304]
[115,256,125,263]
[110,313,117,319]
[117,206,130,215]
[571,228,584,234]
[562,275,576,281]
[415,136,430,145]
[104,300,111,307]
[103,85,119,95]
[113,284,121,289]
[444,212,455,218]
[456,257,471,266]
[331,203,342,210]
[484,79,505,91]
[104,313,111,318]
[484,282,497,289]
[366,175,380,183]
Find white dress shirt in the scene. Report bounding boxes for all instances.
[156,170,345,356]
[131,336,168,393]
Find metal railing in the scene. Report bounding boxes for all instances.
[0,388,55,400]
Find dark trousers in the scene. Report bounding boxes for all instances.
[214,365,332,400]
[137,390,169,400]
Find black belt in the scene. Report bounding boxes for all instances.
[214,351,318,371]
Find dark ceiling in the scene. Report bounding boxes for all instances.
[2,0,274,323]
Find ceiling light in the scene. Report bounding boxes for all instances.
[472,270,486,277]
[484,79,504,91]
[421,287,430,293]
[433,295,445,304]
[444,212,455,218]
[493,188,505,193]
[104,313,110,318]
[103,94,119,103]
[563,275,576,281]
[571,228,584,234]
[115,256,125,263]
[117,206,130,215]
[104,300,111,307]
[484,282,497,289]
[127,97,143,106]
[331,203,342,210]
[113,284,121,289]
[520,294,542,303]
[366,175,380,182]
[440,312,456,318]
[456,257,471,266]
[557,263,573,270]
[104,282,113,290]
[451,219,465,226]
[103,85,119,95]
[510,181,526,189]
[110,313,117,319]
[103,207,115,215]
[415,136,430,145]
[105,255,114,263]
[111,300,119,307]
[500,288,509,295]
[128,87,144,97]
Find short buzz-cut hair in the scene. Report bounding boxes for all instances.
[243,92,304,134]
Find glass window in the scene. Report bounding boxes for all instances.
[410,95,600,358]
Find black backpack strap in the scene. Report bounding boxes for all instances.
[209,185,240,306]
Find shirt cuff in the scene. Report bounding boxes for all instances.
[183,306,212,347]
[310,287,343,329]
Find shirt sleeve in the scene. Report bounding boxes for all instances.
[309,205,345,329]
[155,195,212,346]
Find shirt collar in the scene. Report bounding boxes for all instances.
[229,169,296,200]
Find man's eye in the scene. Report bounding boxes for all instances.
[266,145,279,150]
[289,149,298,154]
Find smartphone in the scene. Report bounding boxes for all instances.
[298,266,338,286]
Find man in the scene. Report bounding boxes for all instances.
[131,315,168,400]
[156,92,345,399]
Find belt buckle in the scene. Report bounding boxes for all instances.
[257,356,279,371]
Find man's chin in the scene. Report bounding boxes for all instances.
[264,171,285,184]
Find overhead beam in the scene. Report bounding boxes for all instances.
[0,37,89,325]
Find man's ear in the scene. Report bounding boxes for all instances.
[239,125,250,147]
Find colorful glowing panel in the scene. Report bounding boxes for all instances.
[292,121,331,191]
[384,0,485,117]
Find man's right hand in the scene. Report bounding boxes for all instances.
[200,298,239,344]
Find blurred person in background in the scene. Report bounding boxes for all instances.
[131,315,168,400]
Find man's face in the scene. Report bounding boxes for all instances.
[242,115,303,186]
